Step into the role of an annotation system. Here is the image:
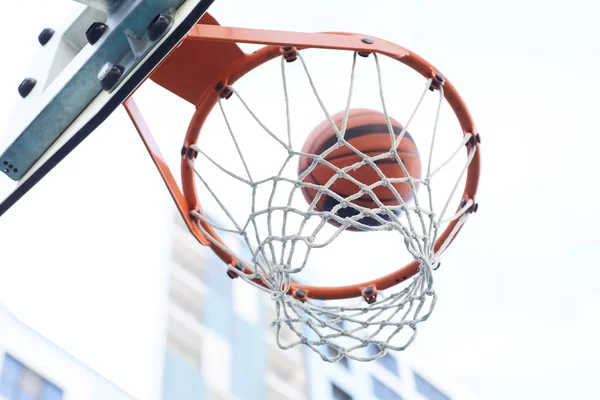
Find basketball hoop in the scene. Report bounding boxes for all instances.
[124,13,481,361]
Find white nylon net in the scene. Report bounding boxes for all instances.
[187,49,477,362]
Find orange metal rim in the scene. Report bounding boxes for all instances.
[174,26,481,301]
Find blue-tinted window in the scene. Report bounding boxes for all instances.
[378,353,399,375]
[0,354,63,400]
[0,354,23,398]
[41,382,63,400]
[372,376,402,400]
[1,355,23,383]
[332,383,352,400]
[414,372,450,400]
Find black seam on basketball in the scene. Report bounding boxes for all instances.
[324,149,420,162]
[352,195,412,203]
[302,170,413,204]
[300,156,418,184]
[313,124,416,154]
[311,110,384,141]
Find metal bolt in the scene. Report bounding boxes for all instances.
[227,269,239,279]
[85,22,108,45]
[147,13,174,41]
[98,63,125,91]
[361,37,374,44]
[284,53,297,63]
[362,286,374,295]
[434,72,445,83]
[295,289,306,299]
[18,78,37,98]
[38,28,55,46]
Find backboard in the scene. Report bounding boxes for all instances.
[0,0,215,216]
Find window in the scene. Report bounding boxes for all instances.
[332,383,352,400]
[414,373,450,400]
[378,353,399,375]
[372,376,402,400]
[0,354,63,400]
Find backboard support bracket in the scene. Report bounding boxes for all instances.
[0,0,215,217]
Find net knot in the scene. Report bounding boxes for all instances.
[303,235,315,245]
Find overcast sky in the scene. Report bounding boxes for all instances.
[1,1,599,399]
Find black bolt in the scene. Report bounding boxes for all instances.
[362,286,375,295]
[284,53,297,63]
[98,63,125,91]
[220,88,233,99]
[227,263,244,279]
[476,133,481,143]
[187,147,199,159]
[473,203,479,213]
[147,13,174,41]
[214,81,225,92]
[460,199,467,208]
[358,51,370,58]
[38,28,55,46]
[85,22,108,45]
[281,46,293,51]
[468,134,479,147]
[18,78,37,98]
[295,289,306,298]
[361,37,374,44]
[435,72,445,83]
[227,269,238,279]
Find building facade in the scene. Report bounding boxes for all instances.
[161,210,472,400]
[0,205,472,400]
[0,307,134,400]
[306,343,472,400]
[162,211,307,400]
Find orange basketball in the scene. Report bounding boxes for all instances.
[298,109,421,228]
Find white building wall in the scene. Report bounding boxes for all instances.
[0,307,134,400]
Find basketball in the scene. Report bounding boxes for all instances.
[298,109,421,228]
